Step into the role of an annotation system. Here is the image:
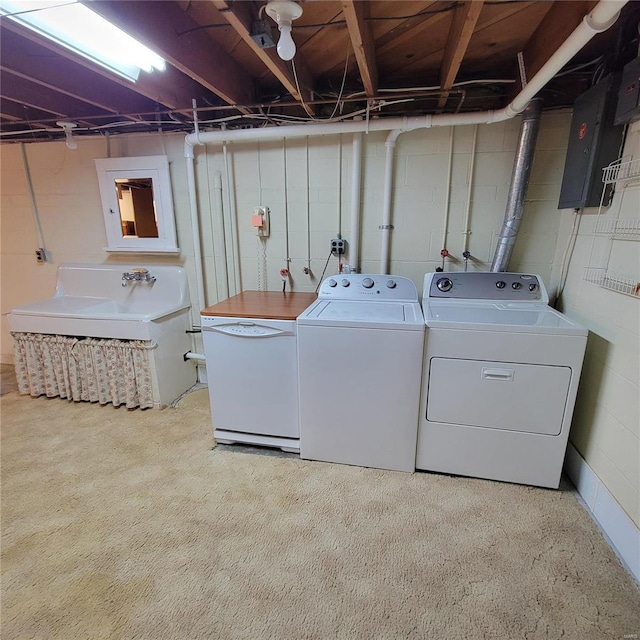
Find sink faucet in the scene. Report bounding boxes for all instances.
[122,268,156,286]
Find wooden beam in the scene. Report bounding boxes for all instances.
[438,1,485,109]
[211,0,316,116]
[86,0,254,108]
[0,97,57,123]
[0,72,112,120]
[341,0,378,97]
[0,29,158,119]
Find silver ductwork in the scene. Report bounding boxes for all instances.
[491,99,543,272]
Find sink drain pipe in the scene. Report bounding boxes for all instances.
[490,99,543,272]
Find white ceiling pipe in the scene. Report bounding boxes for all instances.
[184,0,626,283]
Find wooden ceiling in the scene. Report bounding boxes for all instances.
[1,0,639,143]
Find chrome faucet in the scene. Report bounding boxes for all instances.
[122,268,156,286]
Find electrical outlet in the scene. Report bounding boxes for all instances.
[330,237,347,255]
[35,248,46,263]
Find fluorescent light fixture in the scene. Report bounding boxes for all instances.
[0,0,165,81]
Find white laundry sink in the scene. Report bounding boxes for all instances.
[7,263,191,340]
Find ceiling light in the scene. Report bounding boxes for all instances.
[0,0,165,82]
[265,0,303,62]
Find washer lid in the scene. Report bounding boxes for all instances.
[298,300,424,329]
[425,301,587,335]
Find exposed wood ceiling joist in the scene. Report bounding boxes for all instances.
[210,0,316,117]
[341,0,378,97]
[438,0,485,109]
[85,0,255,110]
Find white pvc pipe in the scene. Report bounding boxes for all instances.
[462,125,478,253]
[349,131,363,271]
[380,130,402,274]
[222,140,242,295]
[20,143,47,259]
[212,171,229,300]
[184,352,206,362]
[185,152,207,314]
[441,127,454,252]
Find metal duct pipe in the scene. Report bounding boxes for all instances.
[491,99,543,272]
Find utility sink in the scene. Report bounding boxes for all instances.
[8,263,191,340]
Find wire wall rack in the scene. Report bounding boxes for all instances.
[601,156,640,184]
[583,155,640,299]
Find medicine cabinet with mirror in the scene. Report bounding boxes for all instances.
[95,156,179,253]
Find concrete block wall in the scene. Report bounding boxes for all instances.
[551,120,640,531]
[1,111,572,362]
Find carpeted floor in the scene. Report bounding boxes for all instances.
[1,388,639,640]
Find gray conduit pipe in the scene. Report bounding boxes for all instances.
[491,99,543,272]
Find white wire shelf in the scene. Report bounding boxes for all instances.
[593,218,640,239]
[602,157,640,184]
[584,268,640,298]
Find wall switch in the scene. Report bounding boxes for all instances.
[330,237,347,255]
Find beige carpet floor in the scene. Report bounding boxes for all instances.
[1,389,639,640]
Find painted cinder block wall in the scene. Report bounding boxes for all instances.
[550,120,640,532]
[1,113,638,537]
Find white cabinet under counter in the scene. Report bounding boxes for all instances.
[201,291,317,452]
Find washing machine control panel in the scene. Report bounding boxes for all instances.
[318,274,418,301]
[426,272,547,302]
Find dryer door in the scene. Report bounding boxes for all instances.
[426,358,572,435]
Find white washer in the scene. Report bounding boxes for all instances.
[416,272,587,488]
[297,274,425,472]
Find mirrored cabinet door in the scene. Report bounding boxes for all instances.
[95,156,179,253]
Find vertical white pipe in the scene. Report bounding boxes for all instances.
[441,127,454,251]
[349,131,363,271]
[283,140,291,265]
[305,138,311,272]
[185,153,207,313]
[462,124,478,253]
[380,130,402,274]
[212,171,229,300]
[222,140,242,294]
[20,143,47,259]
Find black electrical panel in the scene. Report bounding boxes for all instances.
[614,56,640,125]
[558,75,625,209]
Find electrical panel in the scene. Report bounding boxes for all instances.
[558,75,625,210]
[614,56,640,125]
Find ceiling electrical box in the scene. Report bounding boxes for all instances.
[614,56,640,125]
[558,75,626,210]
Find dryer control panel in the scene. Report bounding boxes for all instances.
[319,274,418,302]
[425,272,548,303]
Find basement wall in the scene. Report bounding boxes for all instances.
[550,119,640,534]
[2,112,637,536]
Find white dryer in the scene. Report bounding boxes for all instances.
[416,272,587,489]
[297,275,425,472]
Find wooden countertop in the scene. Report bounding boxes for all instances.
[201,291,318,320]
